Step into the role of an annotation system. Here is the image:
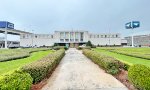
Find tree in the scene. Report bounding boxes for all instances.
[86,41,92,47]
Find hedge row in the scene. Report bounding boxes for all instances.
[0,48,51,62]
[21,49,65,83]
[109,50,150,60]
[128,64,150,90]
[0,70,33,90]
[82,49,129,75]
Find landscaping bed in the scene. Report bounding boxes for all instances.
[0,49,65,89]
[0,48,50,62]
[101,47,150,60]
[82,49,137,90]
[84,48,150,90]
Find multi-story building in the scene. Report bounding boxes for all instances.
[20,30,121,47]
[125,34,150,47]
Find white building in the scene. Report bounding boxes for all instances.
[20,30,121,47]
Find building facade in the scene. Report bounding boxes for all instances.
[125,34,150,47]
[20,30,121,47]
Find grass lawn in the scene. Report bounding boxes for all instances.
[0,50,53,75]
[94,48,150,67]
[100,47,150,59]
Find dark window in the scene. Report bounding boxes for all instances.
[105,35,107,38]
[116,35,118,38]
[35,35,37,38]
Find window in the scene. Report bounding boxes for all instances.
[51,35,53,38]
[97,35,99,38]
[35,35,37,38]
[116,35,118,38]
[105,35,107,38]
[101,35,103,38]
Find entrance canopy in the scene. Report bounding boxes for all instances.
[0,28,32,35]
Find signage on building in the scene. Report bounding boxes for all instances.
[0,21,14,29]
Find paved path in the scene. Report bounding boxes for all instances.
[42,48,127,90]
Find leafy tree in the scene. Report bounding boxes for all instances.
[86,41,92,47]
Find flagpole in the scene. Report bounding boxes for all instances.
[131,28,134,47]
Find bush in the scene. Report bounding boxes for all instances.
[91,45,96,48]
[83,49,120,75]
[21,49,65,83]
[64,46,68,50]
[77,47,82,50]
[0,70,33,90]
[86,41,92,47]
[0,48,50,62]
[128,64,150,90]
[53,46,64,50]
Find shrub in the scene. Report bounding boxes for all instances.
[64,46,68,50]
[128,64,150,90]
[86,41,92,47]
[0,48,50,62]
[53,46,64,50]
[83,49,120,75]
[77,47,82,50]
[0,70,33,90]
[91,45,96,48]
[21,49,65,83]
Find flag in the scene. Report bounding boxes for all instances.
[132,21,140,28]
[125,22,132,29]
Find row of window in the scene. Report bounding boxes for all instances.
[22,34,53,39]
[89,34,119,38]
[60,39,83,42]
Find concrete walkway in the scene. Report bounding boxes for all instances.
[42,48,127,90]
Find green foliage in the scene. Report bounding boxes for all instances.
[0,50,52,75]
[83,49,120,75]
[53,43,59,46]
[21,49,65,83]
[128,64,150,90]
[86,41,92,47]
[94,48,150,67]
[64,46,68,50]
[0,70,33,90]
[0,48,50,62]
[104,47,150,60]
[53,46,64,50]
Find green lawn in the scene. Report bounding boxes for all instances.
[100,47,150,59]
[0,48,50,62]
[0,50,53,75]
[94,48,150,67]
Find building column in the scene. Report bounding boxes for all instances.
[5,29,7,49]
[69,32,70,42]
[74,31,75,42]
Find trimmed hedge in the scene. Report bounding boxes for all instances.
[21,49,65,83]
[0,70,33,90]
[128,64,150,90]
[83,49,120,75]
[0,48,50,62]
[109,49,150,60]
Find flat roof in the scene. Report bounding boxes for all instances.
[0,28,32,35]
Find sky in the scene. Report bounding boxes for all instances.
[0,0,150,41]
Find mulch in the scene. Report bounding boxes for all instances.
[114,69,137,90]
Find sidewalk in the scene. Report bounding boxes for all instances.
[42,48,127,90]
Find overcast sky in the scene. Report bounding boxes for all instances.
[0,0,149,40]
